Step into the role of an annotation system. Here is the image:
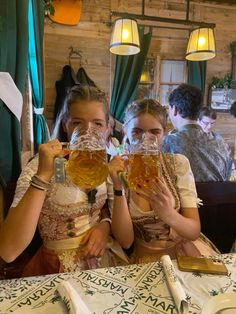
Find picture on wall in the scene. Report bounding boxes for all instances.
[210,88,236,111]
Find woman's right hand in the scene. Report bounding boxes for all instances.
[36,139,63,182]
[108,155,126,189]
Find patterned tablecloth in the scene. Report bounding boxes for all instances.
[0,254,236,314]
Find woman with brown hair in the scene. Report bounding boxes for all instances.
[109,99,219,263]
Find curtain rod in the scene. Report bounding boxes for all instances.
[110,11,216,29]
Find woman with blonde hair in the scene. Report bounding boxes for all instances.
[0,85,127,276]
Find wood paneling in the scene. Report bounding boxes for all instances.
[200,0,236,5]
[44,0,236,149]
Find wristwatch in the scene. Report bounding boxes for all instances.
[113,189,125,196]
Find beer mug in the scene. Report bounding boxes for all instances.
[120,135,161,191]
[55,127,109,189]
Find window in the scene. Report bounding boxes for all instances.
[159,60,186,107]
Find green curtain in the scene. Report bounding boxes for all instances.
[187,61,207,95]
[230,42,236,85]
[0,0,28,188]
[230,41,236,56]
[110,27,152,124]
[28,0,48,153]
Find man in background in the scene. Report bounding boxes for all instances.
[229,101,236,252]
[198,107,223,140]
[162,83,233,182]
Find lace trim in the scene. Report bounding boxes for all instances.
[58,249,100,272]
[160,153,181,210]
[132,215,170,242]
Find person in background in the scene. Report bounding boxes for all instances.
[230,100,236,118]
[108,98,219,264]
[0,85,127,277]
[162,84,233,182]
[106,115,121,158]
[229,100,236,252]
[198,107,223,140]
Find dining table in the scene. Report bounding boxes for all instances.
[0,253,235,314]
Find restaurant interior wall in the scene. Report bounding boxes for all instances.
[43,0,236,149]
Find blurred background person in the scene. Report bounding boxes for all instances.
[198,106,216,134]
[198,107,223,140]
[162,84,233,182]
[230,100,236,118]
[106,115,121,158]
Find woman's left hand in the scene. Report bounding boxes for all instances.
[81,221,110,257]
[108,155,126,189]
[135,178,175,223]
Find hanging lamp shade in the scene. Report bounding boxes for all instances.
[186,28,216,61]
[140,70,151,83]
[110,18,140,56]
[140,59,152,83]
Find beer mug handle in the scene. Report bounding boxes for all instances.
[118,171,129,188]
[54,157,66,183]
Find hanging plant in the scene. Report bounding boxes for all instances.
[44,0,55,16]
[211,73,232,89]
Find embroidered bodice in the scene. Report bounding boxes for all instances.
[12,156,108,241]
[129,153,198,242]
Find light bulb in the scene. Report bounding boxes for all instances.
[122,29,129,40]
[198,36,206,47]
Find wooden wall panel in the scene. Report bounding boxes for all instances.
[44,0,236,149]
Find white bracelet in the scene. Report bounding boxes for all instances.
[100,218,112,225]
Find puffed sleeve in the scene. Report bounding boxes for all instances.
[174,154,198,208]
[11,156,38,208]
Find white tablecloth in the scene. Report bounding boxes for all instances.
[0,254,235,313]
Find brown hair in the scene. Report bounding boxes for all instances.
[198,106,217,120]
[123,98,168,130]
[169,83,202,120]
[51,85,109,141]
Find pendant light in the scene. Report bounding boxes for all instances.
[110,18,140,56]
[140,59,153,83]
[186,27,216,61]
[140,70,151,83]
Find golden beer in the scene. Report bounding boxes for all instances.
[127,153,161,191]
[66,149,108,189]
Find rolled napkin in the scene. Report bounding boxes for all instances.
[57,279,92,314]
[161,255,189,314]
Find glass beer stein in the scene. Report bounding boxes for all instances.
[55,127,109,189]
[120,136,161,191]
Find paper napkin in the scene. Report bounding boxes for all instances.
[57,279,92,314]
[161,255,189,314]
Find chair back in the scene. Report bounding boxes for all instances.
[196,181,236,253]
